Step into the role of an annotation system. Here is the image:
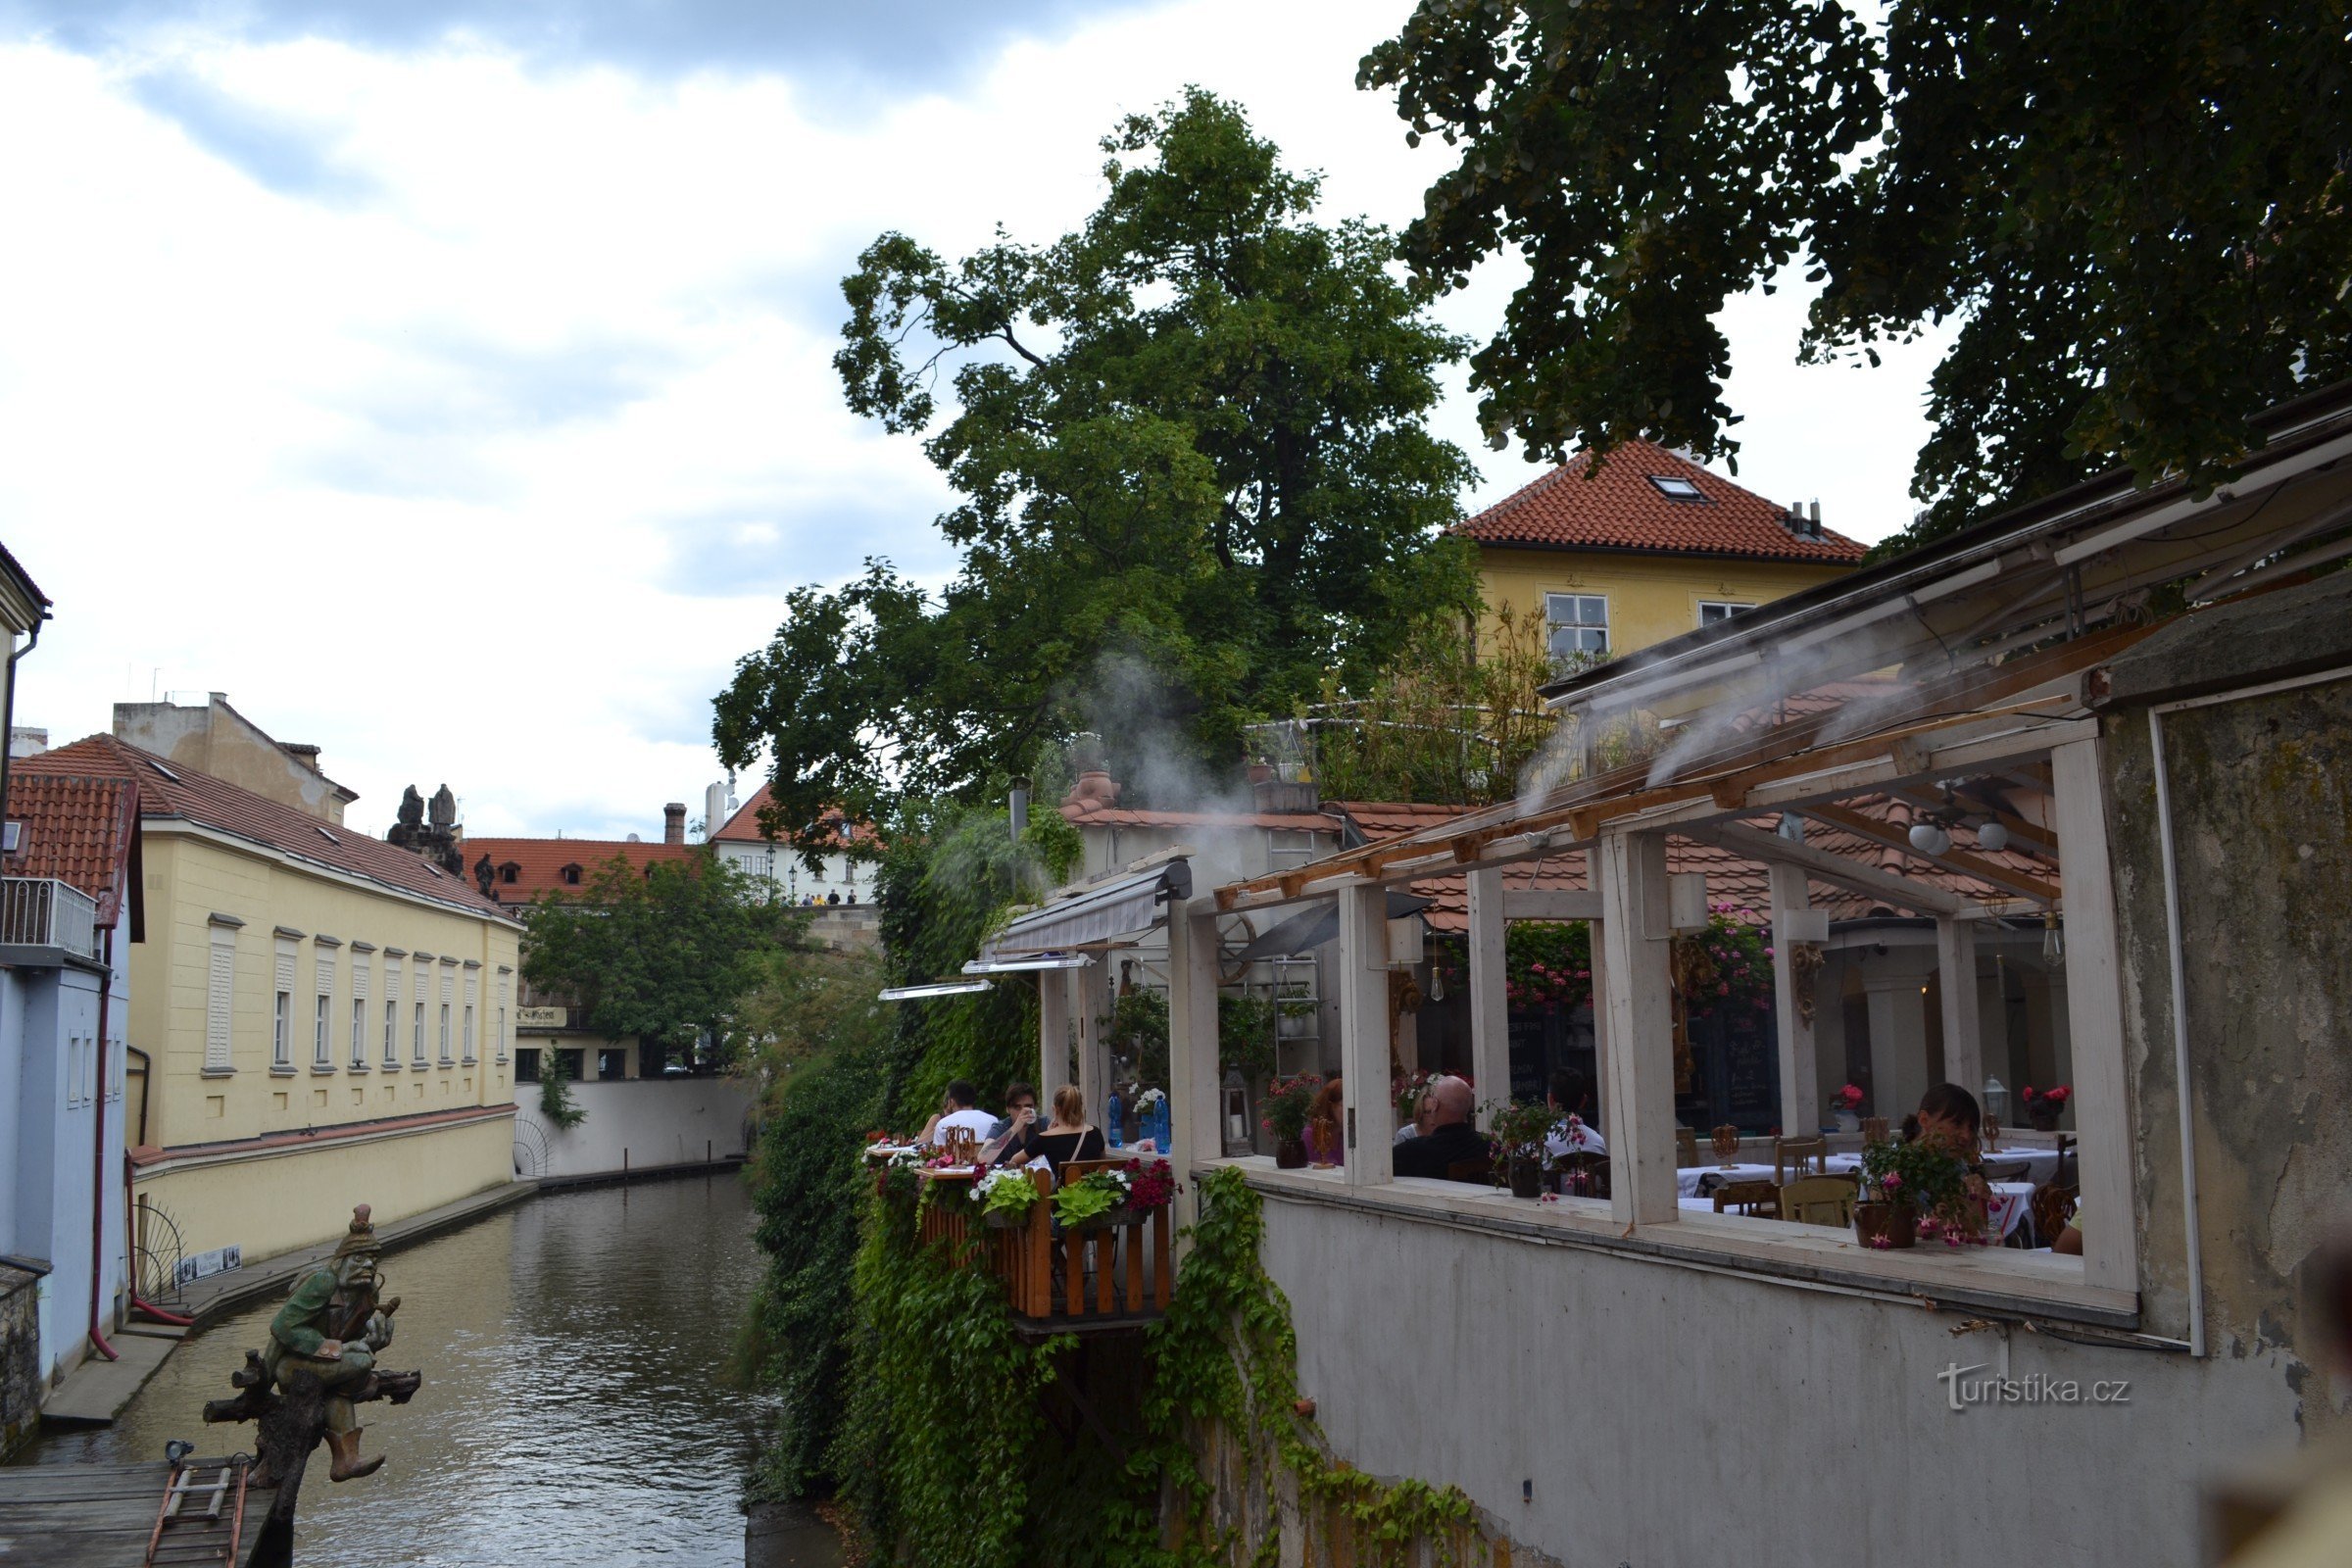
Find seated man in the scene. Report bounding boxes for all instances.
[919,1080,999,1149]
[1392,1076,1486,1180]
[1544,1067,1607,1160]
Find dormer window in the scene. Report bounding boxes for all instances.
[499,862,520,884]
[1645,474,1705,502]
[560,863,583,886]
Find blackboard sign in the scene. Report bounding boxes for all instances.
[1507,1011,1551,1102]
[1722,1021,1779,1131]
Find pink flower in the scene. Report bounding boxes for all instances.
[1880,1173,1900,1191]
[1869,1236,1891,1250]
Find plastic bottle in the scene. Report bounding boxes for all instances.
[1106,1089,1124,1148]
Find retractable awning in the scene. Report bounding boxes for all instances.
[1234,890,1433,961]
[981,858,1193,956]
[961,953,1095,975]
[877,978,994,1002]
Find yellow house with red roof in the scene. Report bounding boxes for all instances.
[1459,441,1866,666]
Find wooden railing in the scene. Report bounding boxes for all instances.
[915,1164,1174,1326]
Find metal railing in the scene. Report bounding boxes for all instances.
[0,876,100,960]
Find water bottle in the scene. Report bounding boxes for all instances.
[1152,1102,1171,1150]
[1106,1090,1124,1148]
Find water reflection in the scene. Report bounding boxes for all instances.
[36,1177,771,1566]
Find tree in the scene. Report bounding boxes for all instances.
[714,88,1479,850]
[518,851,800,1065]
[1359,2,2352,550]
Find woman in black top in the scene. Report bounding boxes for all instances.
[1011,1085,1105,1175]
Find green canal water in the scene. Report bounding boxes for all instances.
[36,1176,776,1565]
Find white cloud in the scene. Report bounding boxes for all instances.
[0,3,1940,839]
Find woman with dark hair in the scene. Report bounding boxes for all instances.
[1912,1082,1994,1226]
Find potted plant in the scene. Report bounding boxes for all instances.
[1828,1082,1865,1134]
[1260,1074,1322,1168]
[1855,1135,1970,1250]
[1486,1098,1556,1200]
[1054,1164,1138,1229]
[971,1167,1043,1228]
[2021,1083,2071,1132]
[1125,1159,1175,1216]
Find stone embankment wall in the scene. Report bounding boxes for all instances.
[0,1264,39,1460]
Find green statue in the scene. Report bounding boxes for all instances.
[266,1203,401,1482]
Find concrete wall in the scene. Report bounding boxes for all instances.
[1255,1187,2293,1568]
[511,1077,752,1181]
[0,1266,37,1460]
[114,695,351,823]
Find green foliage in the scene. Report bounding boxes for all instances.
[740,948,899,1500]
[536,1049,586,1130]
[1501,913,1771,1023]
[1483,1099,1554,1165]
[1360,3,2352,544]
[1258,1074,1322,1144]
[1215,993,1278,1083]
[973,1169,1042,1223]
[1105,985,1170,1090]
[1051,1171,1123,1227]
[1860,1134,1970,1221]
[1307,600,1556,808]
[1503,920,1593,1013]
[519,849,801,1062]
[713,87,1479,845]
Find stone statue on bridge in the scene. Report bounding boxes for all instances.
[206,1203,420,1494]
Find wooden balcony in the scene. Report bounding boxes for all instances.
[913,1163,1174,1335]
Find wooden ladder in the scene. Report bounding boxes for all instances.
[143,1456,251,1567]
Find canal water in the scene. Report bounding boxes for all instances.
[36,1176,774,1565]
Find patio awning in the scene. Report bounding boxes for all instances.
[960,953,1095,975]
[981,858,1193,956]
[1234,891,1433,961]
[877,977,995,1002]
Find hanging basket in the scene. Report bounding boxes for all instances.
[982,1204,1036,1231]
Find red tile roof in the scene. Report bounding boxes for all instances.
[712,785,869,849]
[1059,803,1339,833]
[16,735,515,922]
[4,772,140,924]
[1455,441,1868,564]
[462,836,697,905]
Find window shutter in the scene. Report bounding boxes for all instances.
[206,928,236,1071]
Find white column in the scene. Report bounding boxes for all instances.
[1164,901,1222,1235]
[1768,862,1819,1137]
[1466,866,1509,1128]
[2051,736,2141,1295]
[1863,970,1932,1123]
[1039,970,1069,1093]
[1336,882,1395,1186]
[1075,961,1108,1123]
[1936,916,1984,1105]
[1596,833,1677,1225]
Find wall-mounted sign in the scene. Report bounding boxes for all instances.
[515,1005,567,1030]
[177,1243,242,1286]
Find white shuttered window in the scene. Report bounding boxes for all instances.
[205,923,236,1071]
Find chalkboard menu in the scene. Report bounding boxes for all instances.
[1507,1011,1551,1102]
[1722,1022,1779,1131]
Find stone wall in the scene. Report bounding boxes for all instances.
[0,1264,40,1461]
[2097,571,2352,1439]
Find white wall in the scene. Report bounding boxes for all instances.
[510,1077,752,1181]
[1258,1188,2294,1568]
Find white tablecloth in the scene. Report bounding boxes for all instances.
[1676,1162,1781,1198]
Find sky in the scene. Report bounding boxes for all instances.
[0,0,1949,840]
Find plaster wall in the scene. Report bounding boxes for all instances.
[1257,1191,2295,1568]
[1475,547,1852,662]
[113,697,349,823]
[510,1076,752,1180]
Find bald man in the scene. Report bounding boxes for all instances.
[1392,1075,1488,1180]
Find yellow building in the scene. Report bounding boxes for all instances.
[1458,440,1866,664]
[17,735,523,1273]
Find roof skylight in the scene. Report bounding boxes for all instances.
[1646,474,1705,501]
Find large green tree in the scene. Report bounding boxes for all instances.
[519,851,800,1063]
[1360,2,2352,550]
[714,89,1478,846]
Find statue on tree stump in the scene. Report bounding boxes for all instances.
[204,1204,420,1493]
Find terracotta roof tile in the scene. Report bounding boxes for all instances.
[3,772,139,923]
[18,735,514,923]
[712,785,871,849]
[1455,441,1867,564]
[1059,802,1338,833]
[462,837,698,906]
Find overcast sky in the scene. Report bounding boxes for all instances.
[0,0,1948,840]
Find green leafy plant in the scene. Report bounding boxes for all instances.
[1860,1135,1969,1219]
[972,1168,1042,1223]
[1258,1074,1322,1144]
[1483,1098,1556,1167]
[537,1051,586,1130]
[1052,1166,1131,1227]
[1216,993,1278,1082]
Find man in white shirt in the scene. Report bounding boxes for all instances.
[921,1080,1000,1147]
[1544,1067,1608,1160]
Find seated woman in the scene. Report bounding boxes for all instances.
[1305,1077,1345,1166]
[1007,1085,1106,1176]
[1911,1082,1996,1228]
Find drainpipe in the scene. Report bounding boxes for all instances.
[0,617,42,847]
[2142,661,2352,1361]
[87,921,119,1362]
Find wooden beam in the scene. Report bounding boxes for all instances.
[1770,862,1818,1140]
[1164,901,1221,1239]
[1936,916,1984,1104]
[1336,884,1395,1186]
[2050,737,2140,1296]
[1808,804,2063,906]
[1691,821,1971,916]
[1597,834,1678,1226]
[1503,889,1602,922]
[1467,868,1509,1132]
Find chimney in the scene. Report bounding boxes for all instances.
[663,803,687,845]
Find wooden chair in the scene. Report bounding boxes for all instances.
[1773,1135,1830,1185]
[1712,1179,1779,1217]
[2029,1183,2079,1249]
[1675,1127,1699,1168]
[1555,1153,1610,1200]
[1861,1116,1891,1147]
[1778,1174,1858,1229]
[1443,1155,1494,1186]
